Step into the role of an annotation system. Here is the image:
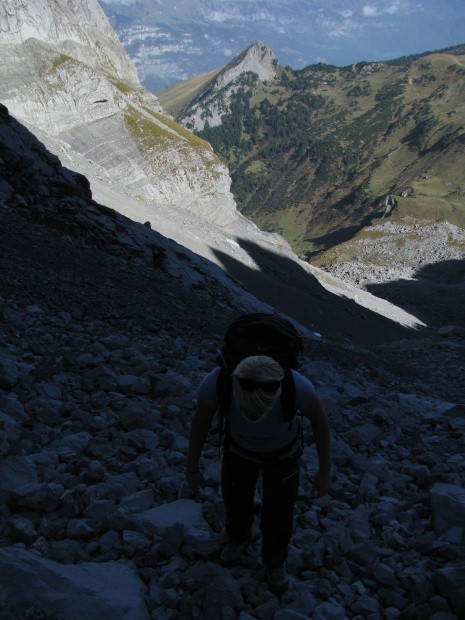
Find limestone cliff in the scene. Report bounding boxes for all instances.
[1,0,138,83]
[0,0,250,231]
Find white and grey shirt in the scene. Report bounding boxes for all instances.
[198,367,316,461]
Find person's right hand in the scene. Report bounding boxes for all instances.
[186,468,205,492]
[314,468,331,496]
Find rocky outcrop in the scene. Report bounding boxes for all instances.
[181,41,277,132]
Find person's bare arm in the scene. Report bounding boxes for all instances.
[302,395,331,495]
[186,398,217,491]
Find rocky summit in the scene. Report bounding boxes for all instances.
[1,103,465,619]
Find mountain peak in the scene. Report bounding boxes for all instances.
[170,41,278,132]
[215,40,277,90]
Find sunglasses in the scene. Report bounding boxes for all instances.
[237,377,281,393]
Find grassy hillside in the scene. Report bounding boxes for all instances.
[166,45,465,258]
[156,68,222,118]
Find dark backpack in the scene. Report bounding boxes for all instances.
[214,313,303,456]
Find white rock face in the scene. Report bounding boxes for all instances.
[0,0,138,83]
[215,40,277,90]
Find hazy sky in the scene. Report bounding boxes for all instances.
[100,0,465,89]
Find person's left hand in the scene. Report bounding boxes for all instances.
[314,469,331,496]
[186,468,205,493]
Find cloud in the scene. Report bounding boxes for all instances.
[362,2,405,18]
[362,5,379,17]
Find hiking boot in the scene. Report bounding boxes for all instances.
[266,563,289,594]
[220,537,251,566]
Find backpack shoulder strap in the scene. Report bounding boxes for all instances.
[280,368,296,422]
[216,368,232,456]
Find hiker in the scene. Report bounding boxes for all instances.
[185,315,331,594]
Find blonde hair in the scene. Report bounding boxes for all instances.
[232,356,284,420]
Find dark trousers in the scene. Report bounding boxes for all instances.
[221,451,300,568]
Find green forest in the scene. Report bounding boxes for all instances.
[167,45,465,257]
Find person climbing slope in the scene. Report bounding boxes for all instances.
[185,313,331,594]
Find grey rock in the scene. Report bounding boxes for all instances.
[8,515,38,544]
[348,504,371,541]
[183,562,244,610]
[284,591,317,617]
[49,539,89,563]
[352,594,381,616]
[12,483,64,512]
[117,374,150,394]
[0,348,19,388]
[0,395,28,421]
[438,325,465,338]
[0,412,21,456]
[331,437,354,466]
[434,565,465,617]
[0,547,149,619]
[120,402,158,431]
[119,489,155,514]
[344,540,377,567]
[122,529,152,551]
[84,499,115,520]
[59,489,85,518]
[131,499,209,535]
[124,429,159,453]
[372,562,396,586]
[430,483,465,533]
[99,529,121,553]
[93,472,139,501]
[66,518,101,539]
[347,423,382,445]
[157,523,184,558]
[52,432,92,455]
[313,600,347,620]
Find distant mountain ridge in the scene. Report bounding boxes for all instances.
[98,0,465,91]
[161,43,465,258]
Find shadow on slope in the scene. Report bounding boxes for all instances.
[211,237,424,346]
[0,102,426,347]
[367,259,465,330]
[304,225,364,259]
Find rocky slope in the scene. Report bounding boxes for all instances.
[1,104,465,620]
[313,219,465,330]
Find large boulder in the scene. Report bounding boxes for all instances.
[0,547,149,619]
[430,483,465,533]
[434,565,465,617]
